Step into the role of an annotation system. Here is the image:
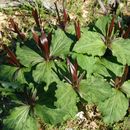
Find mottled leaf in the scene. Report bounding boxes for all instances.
[35,104,66,125]
[121,80,130,98]
[79,78,112,104]
[3,105,38,130]
[98,89,129,124]
[50,29,73,56]
[16,45,43,67]
[55,82,78,118]
[73,31,106,56]
[111,38,130,65]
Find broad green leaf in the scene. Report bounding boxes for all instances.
[0,86,14,97]
[0,65,29,84]
[55,82,78,118]
[35,104,66,125]
[0,81,19,89]
[0,65,17,81]
[95,16,110,36]
[73,31,106,56]
[98,89,129,124]
[76,54,97,75]
[3,105,38,130]
[23,116,39,130]
[16,45,43,67]
[0,80,18,97]
[50,29,73,56]
[65,24,76,35]
[121,80,130,98]
[75,54,123,77]
[79,78,112,104]
[75,53,111,77]
[13,67,30,84]
[97,57,124,77]
[111,38,130,65]
[94,57,124,77]
[32,61,59,89]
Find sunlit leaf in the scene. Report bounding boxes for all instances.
[79,78,112,104]
[73,31,106,56]
[98,89,129,124]
[121,80,130,98]
[55,82,78,118]
[50,29,73,57]
[16,45,43,67]
[3,105,38,130]
[111,38,130,65]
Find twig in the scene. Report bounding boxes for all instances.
[97,0,107,15]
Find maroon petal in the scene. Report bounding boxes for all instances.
[32,29,40,45]
[47,32,52,46]
[67,58,78,83]
[2,44,20,67]
[74,20,81,40]
[32,8,41,28]
[9,18,25,40]
[108,16,115,37]
[6,57,16,66]
[40,30,50,60]
[63,8,68,26]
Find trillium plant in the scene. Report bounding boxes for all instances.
[1,5,130,130]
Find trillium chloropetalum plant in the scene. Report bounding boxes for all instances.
[1,7,130,130]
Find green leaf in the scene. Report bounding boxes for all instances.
[95,16,110,36]
[0,86,14,97]
[16,45,43,67]
[32,61,59,89]
[76,54,111,77]
[55,82,78,118]
[79,78,112,104]
[50,29,73,56]
[3,105,38,130]
[23,116,39,130]
[75,54,123,77]
[13,67,30,84]
[0,65,29,84]
[0,65,17,81]
[98,89,129,124]
[111,38,130,65]
[35,104,66,125]
[73,31,106,56]
[76,54,97,75]
[121,80,130,98]
[97,57,124,77]
[0,80,19,87]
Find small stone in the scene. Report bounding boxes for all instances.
[65,128,73,130]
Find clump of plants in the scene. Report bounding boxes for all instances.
[1,2,130,130]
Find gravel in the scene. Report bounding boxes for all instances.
[0,0,62,12]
